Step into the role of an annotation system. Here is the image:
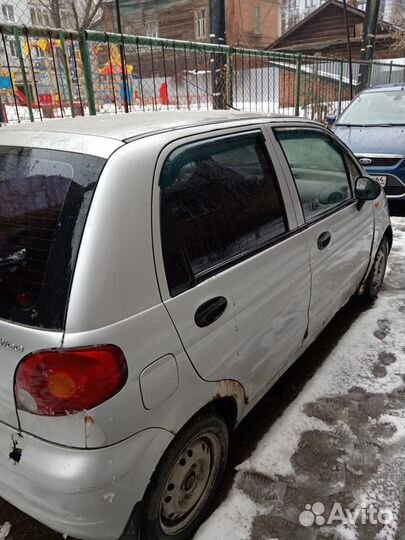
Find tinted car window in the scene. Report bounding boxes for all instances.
[160,133,287,295]
[0,147,105,329]
[275,129,352,221]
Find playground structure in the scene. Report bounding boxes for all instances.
[0,37,76,119]
[0,37,169,120]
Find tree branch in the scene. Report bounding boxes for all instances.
[85,0,105,28]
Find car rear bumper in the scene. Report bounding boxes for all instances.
[0,421,173,540]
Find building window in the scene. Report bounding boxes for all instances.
[2,4,15,22]
[30,6,52,26]
[254,6,262,35]
[60,9,75,28]
[8,39,17,58]
[146,20,159,38]
[195,8,207,39]
[34,46,45,58]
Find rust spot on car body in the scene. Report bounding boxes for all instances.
[212,379,247,424]
[85,415,95,425]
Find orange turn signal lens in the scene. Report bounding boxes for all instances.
[48,373,77,399]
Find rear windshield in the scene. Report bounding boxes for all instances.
[0,147,105,330]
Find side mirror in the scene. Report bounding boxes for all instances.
[355,176,381,201]
[325,114,336,126]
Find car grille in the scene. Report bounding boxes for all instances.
[357,156,402,167]
[385,185,405,196]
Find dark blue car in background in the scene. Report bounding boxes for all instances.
[327,83,405,216]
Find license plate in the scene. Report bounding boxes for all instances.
[371,175,387,187]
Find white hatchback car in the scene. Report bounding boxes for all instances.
[0,112,391,540]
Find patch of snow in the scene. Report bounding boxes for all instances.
[196,489,259,540]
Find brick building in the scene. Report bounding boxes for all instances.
[103,0,280,49]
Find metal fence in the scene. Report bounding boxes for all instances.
[0,22,404,124]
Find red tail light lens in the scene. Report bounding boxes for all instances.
[15,345,128,416]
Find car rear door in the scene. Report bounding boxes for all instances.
[153,126,311,401]
[272,126,374,338]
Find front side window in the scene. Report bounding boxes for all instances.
[160,133,287,295]
[275,129,352,221]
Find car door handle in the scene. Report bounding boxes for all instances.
[194,297,228,328]
[317,231,331,250]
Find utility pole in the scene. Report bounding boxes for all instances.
[358,0,381,91]
[210,0,226,109]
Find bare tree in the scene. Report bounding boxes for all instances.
[35,0,105,29]
[389,5,405,50]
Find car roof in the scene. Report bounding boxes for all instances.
[365,82,405,93]
[3,110,316,143]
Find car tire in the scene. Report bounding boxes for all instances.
[363,237,389,301]
[140,410,229,540]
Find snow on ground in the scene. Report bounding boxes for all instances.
[196,217,405,540]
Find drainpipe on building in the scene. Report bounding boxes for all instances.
[210,0,227,109]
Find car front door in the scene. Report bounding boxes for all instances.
[154,127,311,401]
[273,126,374,339]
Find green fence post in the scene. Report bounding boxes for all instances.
[59,31,76,117]
[338,60,344,115]
[78,29,96,116]
[226,47,234,108]
[13,27,34,122]
[388,60,393,83]
[294,53,302,116]
[367,61,373,87]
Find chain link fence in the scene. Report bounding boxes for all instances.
[0,19,404,123]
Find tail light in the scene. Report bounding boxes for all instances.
[15,345,128,416]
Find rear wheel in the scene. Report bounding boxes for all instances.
[140,411,229,540]
[363,237,389,300]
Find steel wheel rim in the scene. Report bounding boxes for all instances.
[372,247,386,290]
[159,432,222,535]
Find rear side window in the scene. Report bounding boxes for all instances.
[160,132,287,295]
[0,147,105,330]
[275,129,353,222]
